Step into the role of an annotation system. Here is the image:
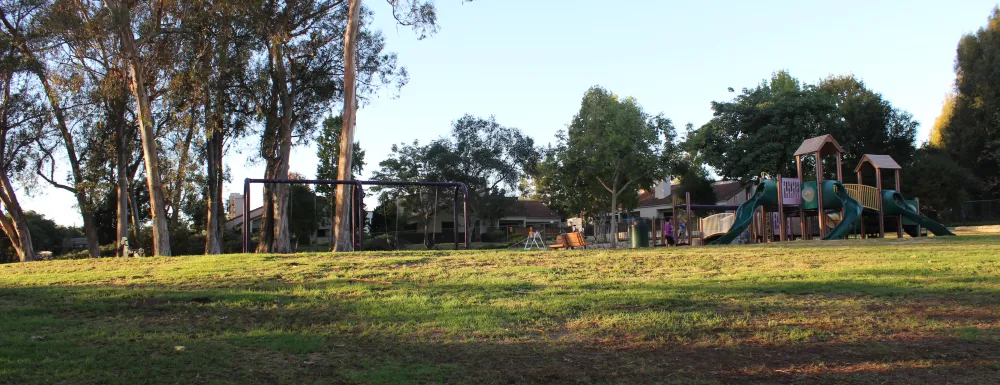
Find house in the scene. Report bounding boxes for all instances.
[407,199,563,235]
[225,192,343,244]
[224,192,562,243]
[634,180,751,220]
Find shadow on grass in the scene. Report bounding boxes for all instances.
[4,271,1000,384]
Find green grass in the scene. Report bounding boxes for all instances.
[3,235,1000,384]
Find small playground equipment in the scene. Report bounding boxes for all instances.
[704,135,953,245]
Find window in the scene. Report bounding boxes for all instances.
[316,229,328,237]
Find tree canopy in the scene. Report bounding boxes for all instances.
[687,71,918,183]
[936,6,1000,197]
[538,86,677,247]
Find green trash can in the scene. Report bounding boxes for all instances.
[630,218,650,248]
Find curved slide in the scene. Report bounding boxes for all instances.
[710,180,774,245]
[882,190,955,236]
[821,181,863,240]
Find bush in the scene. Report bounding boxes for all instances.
[363,234,398,251]
[60,244,118,260]
[480,229,509,243]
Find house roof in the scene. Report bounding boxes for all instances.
[793,134,844,157]
[637,181,746,208]
[712,181,747,202]
[854,154,902,172]
[505,200,560,219]
[637,183,680,208]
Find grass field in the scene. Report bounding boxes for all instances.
[3,235,1000,384]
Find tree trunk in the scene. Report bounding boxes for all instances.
[269,37,294,254]
[333,0,363,252]
[610,193,618,248]
[116,131,129,256]
[257,179,275,253]
[115,5,171,256]
[114,92,129,257]
[204,129,224,254]
[0,173,35,262]
[4,28,101,259]
[168,109,197,229]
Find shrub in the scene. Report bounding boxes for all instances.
[364,234,398,251]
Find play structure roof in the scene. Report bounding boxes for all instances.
[793,134,844,157]
[854,154,902,172]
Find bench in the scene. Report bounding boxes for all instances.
[549,232,588,250]
[547,234,568,249]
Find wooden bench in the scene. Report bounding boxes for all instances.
[549,232,588,250]
[567,231,588,249]
[547,234,568,249]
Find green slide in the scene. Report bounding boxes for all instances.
[821,181,863,240]
[710,180,777,245]
[882,190,955,236]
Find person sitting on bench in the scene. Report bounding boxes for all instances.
[663,215,676,246]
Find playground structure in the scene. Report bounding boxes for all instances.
[660,135,956,246]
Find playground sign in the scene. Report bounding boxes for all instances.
[781,178,801,205]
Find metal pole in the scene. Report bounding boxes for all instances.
[462,184,470,249]
[350,184,355,250]
[356,182,365,251]
[453,187,459,250]
[243,178,250,253]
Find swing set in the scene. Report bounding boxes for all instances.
[241,178,472,252]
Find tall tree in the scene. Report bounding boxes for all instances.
[437,115,539,237]
[372,115,539,244]
[816,75,918,174]
[688,71,840,183]
[332,0,439,251]
[550,86,677,248]
[902,146,980,220]
[1,0,111,259]
[0,30,48,262]
[315,115,363,237]
[103,0,179,256]
[251,0,405,253]
[938,6,1000,196]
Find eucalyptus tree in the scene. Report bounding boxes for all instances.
[249,0,407,253]
[332,0,440,251]
[0,31,49,261]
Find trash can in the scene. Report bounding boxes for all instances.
[630,218,650,248]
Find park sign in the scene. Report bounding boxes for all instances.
[780,178,801,205]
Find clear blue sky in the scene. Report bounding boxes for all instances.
[26,0,1000,226]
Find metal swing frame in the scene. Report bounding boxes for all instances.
[241,178,472,252]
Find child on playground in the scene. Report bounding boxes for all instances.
[662,214,676,246]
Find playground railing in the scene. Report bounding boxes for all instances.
[843,184,880,211]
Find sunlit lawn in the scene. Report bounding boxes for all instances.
[3,235,1000,384]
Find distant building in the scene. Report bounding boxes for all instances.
[224,193,561,244]
[635,180,750,219]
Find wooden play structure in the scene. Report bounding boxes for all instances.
[698,135,954,246]
[550,134,953,250]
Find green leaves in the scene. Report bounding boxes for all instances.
[938,6,1000,197]
[540,86,677,217]
[690,71,917,184]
